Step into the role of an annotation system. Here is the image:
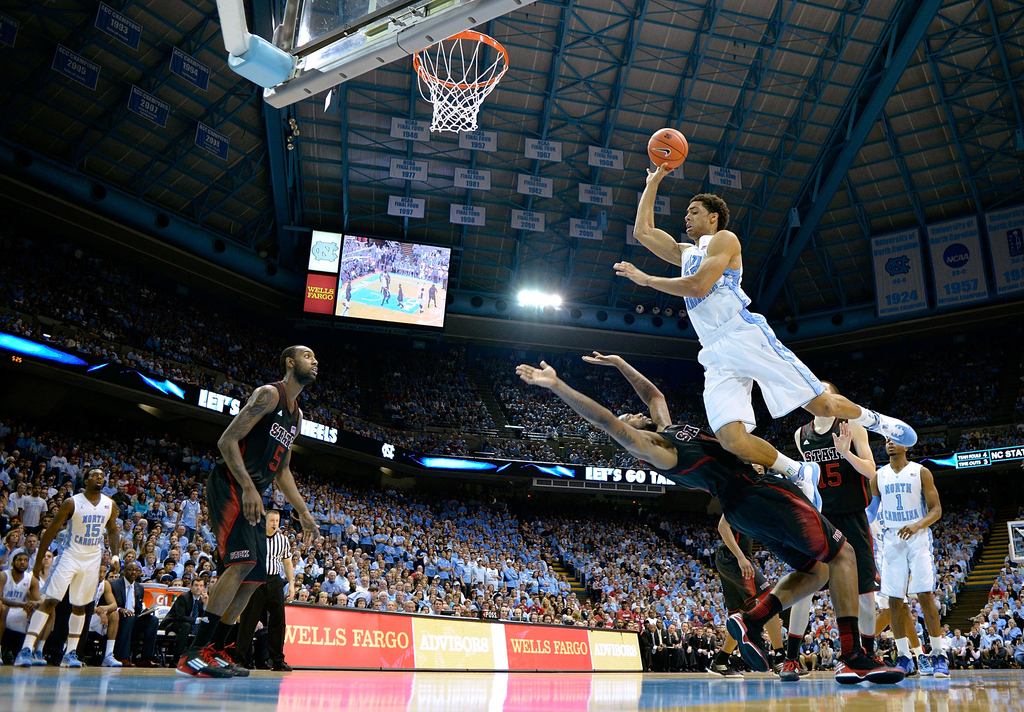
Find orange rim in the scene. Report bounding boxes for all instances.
[413,30,509,91]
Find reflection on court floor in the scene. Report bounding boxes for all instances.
[1,669,1021,712]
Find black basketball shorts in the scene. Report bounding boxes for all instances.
[824,510,880,594]
[715,546,773,614]
[207,465,267,584]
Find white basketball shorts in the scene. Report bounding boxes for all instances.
[698,312,825,433]
[880,528,935,598]
[41,550,102,607]
[873,527,889,609]
[5,607,28,633]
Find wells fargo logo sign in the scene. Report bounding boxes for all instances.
[504,623,592,670]
[284,608,414,668]
[303,273,336,314]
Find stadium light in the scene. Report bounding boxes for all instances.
[518,290,562,308]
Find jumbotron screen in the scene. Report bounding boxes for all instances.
[303,231,451,330]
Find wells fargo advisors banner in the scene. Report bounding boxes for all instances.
[283,604,642,671]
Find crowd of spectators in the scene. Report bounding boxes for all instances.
[895,345,1002,427]
[958,424,1024,453]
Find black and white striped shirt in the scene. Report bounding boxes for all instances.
[267,531,290,577]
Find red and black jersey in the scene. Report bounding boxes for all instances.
[798,418,870,515]
[238,382,301,493]
[656,424,760,502]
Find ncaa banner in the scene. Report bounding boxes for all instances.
[871,228,928,318]
[926,215,989,308]
[983,204,1024,296]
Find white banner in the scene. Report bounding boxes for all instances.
[389,117,430,142]
[570,218,603,241]
[525,139,562,162]
[454,167,491,191]
[389,158,429,181]
[871,228,929,318]
[450,204,486,226]
[511,210,545,232]
[983,204,1024,296]
[708,165,742,189]
[588,146,624,170]
[387,196,425,219]
[517,174,553,199]
[926,215,989,308]
[459,130,498,152]
[579,184,613,206]
[636,191,670,216]
[307,230,342,273]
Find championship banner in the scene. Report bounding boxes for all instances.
[925,215,989,308]
[454,167,491,191]
[282,605,642,671]
[982,204,1024,296]
[390,117,430,142]
[525,138,562,162]
[870,228,929,318]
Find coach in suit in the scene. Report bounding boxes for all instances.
[160,578,207,658]
[111,561,159,666]
[665,623,683,672]
[639,620,656,671]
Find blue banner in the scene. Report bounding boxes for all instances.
[0,12,18,48]
[127,85,169,128]
[195,122,229,160]
[870,228,929,318]
[95,3,142,51]
[169,47,210,91]
[51,45,101,91]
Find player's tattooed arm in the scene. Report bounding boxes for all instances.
[218,384,279,524]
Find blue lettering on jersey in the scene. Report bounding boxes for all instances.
[883,482,915,494]
[883,509,921,522]
[682,253,720,311]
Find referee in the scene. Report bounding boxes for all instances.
[234,510,294,671]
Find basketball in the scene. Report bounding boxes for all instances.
[648,128,689,170]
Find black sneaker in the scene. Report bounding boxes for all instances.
[271,661,293,672]
[211,644,250,677]
[710,654,743,678]
[176,645,234,678]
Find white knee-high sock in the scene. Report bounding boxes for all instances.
[788,595,811,644]
[66,613,85,654]
[23,610,47,651]
[858,593,876,641]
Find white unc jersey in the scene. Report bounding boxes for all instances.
[64,493,114,560]
[681,234,751,342]
[2,569,31,605]
[876,462,927,530]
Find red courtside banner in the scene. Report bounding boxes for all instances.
[283,605,415,668]
[504,623,592,670]
[303,273,336,314]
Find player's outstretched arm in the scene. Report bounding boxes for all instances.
[33,498,75,578]
[218,383,280,525]
[898,467,942,540]
[614,230,740,299]
[581,352,671,428]
[634,165,685,266]
[515,361,677,471]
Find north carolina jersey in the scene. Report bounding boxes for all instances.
[681,234,751,342]
[2,569,31,605]
[64,492,114,560]
[876,461,927,529]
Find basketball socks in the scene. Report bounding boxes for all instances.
[929,637,945,659]
[771,453,801,480]
[786,632,803,661]
[744,593,782,629]
[211,621,233,649]
[105,640,116,657]
[895,637,911,658]
[836,617,860,657]
[66,613,85,653]
[861,635,875,656]
[912,645,924,658]
[23,612,46,651]
[852,409,879,429]
[192,611,221,649]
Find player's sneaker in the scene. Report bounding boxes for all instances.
[101,654,123,668]
[710,653,743,677]
[895,654,917,677]
[863,410,917,447]
[59,651,83,668]
[31,649,47,666]
[211,643,250,677]
[932,654,949,678]
[779,659,802,682]
[14,647,34,667]
[176,645,234,678]
[917,654,934,676]
[835,652,905,685]
[726,613,770,672]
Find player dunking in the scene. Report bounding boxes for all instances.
[619,165,917,487]
[177,346,320,678]
[14,467,120,668]
[871,439,947,678]
[529,354,903,684]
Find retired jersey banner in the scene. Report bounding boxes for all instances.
[983,204,1024,296]
[926,215,989,308]
[871,228,929,318]
[283,605,641,671]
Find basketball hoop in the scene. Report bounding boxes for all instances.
[413,30,509,134]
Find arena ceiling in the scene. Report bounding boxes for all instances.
[1,0,1022,323]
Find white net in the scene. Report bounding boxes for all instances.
[414,32,508,134]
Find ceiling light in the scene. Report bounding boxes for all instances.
[518,290,562,308]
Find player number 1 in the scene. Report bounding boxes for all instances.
[895,493,903,511]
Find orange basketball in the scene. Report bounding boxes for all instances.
[648,128,689,170]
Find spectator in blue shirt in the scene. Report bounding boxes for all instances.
[176,490,201,541]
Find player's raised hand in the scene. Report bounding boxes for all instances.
[516,361,558,389]
[832,421,853,457]
[614,261,650,286]
[582,351,622,367]
[300,511,319,545]
[646,163,669,185]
